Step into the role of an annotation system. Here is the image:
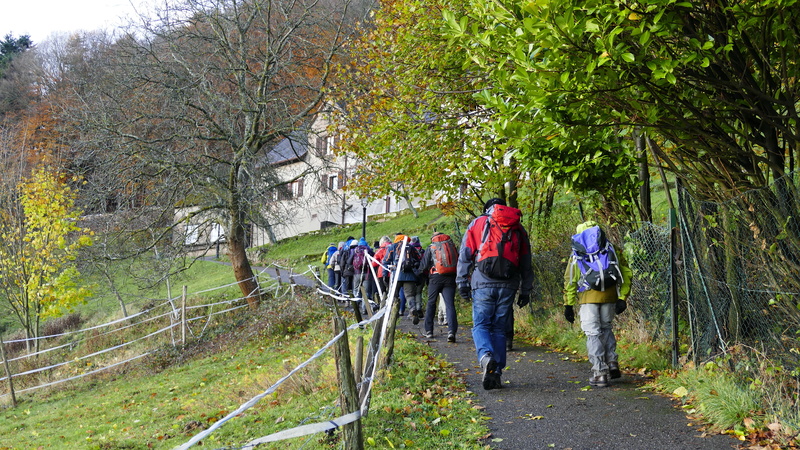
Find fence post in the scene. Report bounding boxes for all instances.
[359,314,384,404]
[355,336,364,386]
[182,285,188,345]
[670,209,680,368]
[0,336,16,407]
[360,285,373,318]
[275,267,283,286]
[333,317,363,449]
[379,299,401,369]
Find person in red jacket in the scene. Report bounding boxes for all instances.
[371,236,392,302]
[456,198,534,390]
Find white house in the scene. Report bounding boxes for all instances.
[248,113,418,245]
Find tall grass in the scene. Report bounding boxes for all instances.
[1,255,488,449]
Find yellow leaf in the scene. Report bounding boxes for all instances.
[673,386,689,398]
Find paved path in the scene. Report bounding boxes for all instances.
[395,313,741,450]
[214,260,739,449]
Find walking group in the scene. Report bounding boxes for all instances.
[321,198,632,391]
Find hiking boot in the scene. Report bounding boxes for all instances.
[589,374,610,387]
[609,362,622,379]
[480,353,501,390]
[447,333,456,343]
[423,331,434,338]
[412,310,420,325]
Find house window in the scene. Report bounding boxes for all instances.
[316,135,328,157]
[327,174,337,190]
[185,224,200,245]
[291,179,304,198]
[329,134,339,154]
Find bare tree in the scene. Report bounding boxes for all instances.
[54,0,370,308]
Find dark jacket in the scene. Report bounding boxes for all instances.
[383,239,420,283]
[455,213,534,296]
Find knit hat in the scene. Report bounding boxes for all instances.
[483,197,506,213]
[358,237,368,247]
[393,234,407,243]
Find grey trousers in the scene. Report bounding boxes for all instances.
[579,302,618,376]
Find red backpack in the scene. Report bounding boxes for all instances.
[430,233,458,275]
[475,205,528,280]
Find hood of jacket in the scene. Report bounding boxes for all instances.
[575,220,599,234]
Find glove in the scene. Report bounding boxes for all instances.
[615,299,627,315]
[563,305,575,323]
[517,294,530,308]
[459,285,471,300]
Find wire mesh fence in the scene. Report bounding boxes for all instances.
[678,175,800,368]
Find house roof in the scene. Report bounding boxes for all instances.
[267,131,309,165]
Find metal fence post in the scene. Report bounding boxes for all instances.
[670,208,679,368]
[182,285,188,345]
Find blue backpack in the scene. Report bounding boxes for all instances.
[570,226,622,292]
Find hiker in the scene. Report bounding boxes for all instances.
[407,236,426,324]
[372,236,392,301]
[321,243,338,290]
[330,241,346,295]
[383,234,421,318]
[419,232,459,342]
[339,236,357,296]
[563,220,632,388]
[350,237,374,311]
[457,198,534,390]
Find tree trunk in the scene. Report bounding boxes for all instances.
[636,129,652,223]
[229,185,261,309]
[228,234,260,310]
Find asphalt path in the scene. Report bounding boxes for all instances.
[228,263,739,449]
[395,312,742,450]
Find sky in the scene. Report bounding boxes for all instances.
[1,0,153,44]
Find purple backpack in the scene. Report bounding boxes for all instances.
[352,245,368,272]
[570,226,622,292]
